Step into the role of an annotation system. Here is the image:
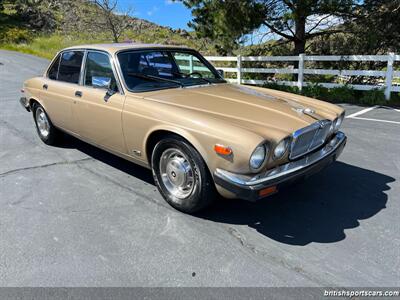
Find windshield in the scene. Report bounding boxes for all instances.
[117,49,225,92]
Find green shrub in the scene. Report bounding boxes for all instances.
[359,89,386,105]
[0,28,32,44]
[301,83,329,100]
[263,82,299,94]
[326,85,356,103]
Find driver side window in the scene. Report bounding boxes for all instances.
[84,51,118,91]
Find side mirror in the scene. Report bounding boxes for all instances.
[104,87,117,102]
[92,76,111,89]
[217,69,224,78]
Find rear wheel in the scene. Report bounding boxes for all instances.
[151,135,217,213]
[32,103,59,145]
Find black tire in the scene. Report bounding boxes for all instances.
[151,134,217,213]
[32,102,60,145]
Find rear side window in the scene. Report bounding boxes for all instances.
[48,54,60,80]
[57,51,84,84]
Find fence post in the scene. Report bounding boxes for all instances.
[297,53,305,91]
[237,55,242,84]
[189,55,194,73]
[384,53,395,101]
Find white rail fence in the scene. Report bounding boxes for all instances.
[203,53,400,100]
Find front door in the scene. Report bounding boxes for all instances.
[41,50,84,134]
[73,51,126,153]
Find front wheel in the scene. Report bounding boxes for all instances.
[151,135,217,213]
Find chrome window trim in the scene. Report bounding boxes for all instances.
[44,48,124,95]
[46,49,85,85]
[79,50,88,86]
[44,51,61,78]
[81,49,124,95]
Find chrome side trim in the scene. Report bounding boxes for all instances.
[215,131,345,187]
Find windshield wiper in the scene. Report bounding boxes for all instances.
[195,77,212,85]
[127,72,184,88]
[172,71,212,85]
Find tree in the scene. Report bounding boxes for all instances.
[308,0,400,55]
[348,0,400,54]
[89,0,133,43]
[179,0,359,55]
[13,0,62,31]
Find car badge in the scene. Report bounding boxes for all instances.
[303,108,315,116]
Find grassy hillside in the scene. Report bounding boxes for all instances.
[0,30,214,60]
[0,1,217,59]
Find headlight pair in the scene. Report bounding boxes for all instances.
[249,138,290,170]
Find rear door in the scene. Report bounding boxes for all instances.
[73,50,126,153]
[40,50,84,134]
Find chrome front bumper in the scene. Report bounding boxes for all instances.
[214,131,346,201]
[20,97,30,111]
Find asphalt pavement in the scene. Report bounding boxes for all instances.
[0,50,399,287]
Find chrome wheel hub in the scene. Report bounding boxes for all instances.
[159,148,195,199]
[35,107,50,138]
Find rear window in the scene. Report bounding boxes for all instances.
[57,51,84,84]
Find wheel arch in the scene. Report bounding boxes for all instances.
[144,126,210,169]
[28,97,43,111]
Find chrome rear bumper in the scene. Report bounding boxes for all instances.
[214,131,346,201]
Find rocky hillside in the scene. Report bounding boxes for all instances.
[0,0,217,59]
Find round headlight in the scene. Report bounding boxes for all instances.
[329,120,335,135]
[273,138,290,159]
[334,113,345,132]
[250,144,267,170]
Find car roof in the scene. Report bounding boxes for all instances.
[63,43,193,54]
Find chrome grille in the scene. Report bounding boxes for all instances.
[290,120,332,160]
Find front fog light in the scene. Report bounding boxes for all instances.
[273,138,289,159]
[250,144,267,170]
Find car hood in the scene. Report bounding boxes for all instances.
[140,83,343,140]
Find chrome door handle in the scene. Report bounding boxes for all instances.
[42,84,48,90]
[75,91,82,97]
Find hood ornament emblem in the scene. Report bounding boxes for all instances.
[303,108,315,116]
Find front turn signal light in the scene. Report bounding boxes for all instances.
[259,186,278,197]
[214,144,233,156]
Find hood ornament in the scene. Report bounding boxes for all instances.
[303,108,315,116]
[292,107,321,121]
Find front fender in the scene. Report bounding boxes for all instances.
[143,125,210,165]
[122,96,265,174]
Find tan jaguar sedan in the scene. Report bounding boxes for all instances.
[20,43,346,213]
